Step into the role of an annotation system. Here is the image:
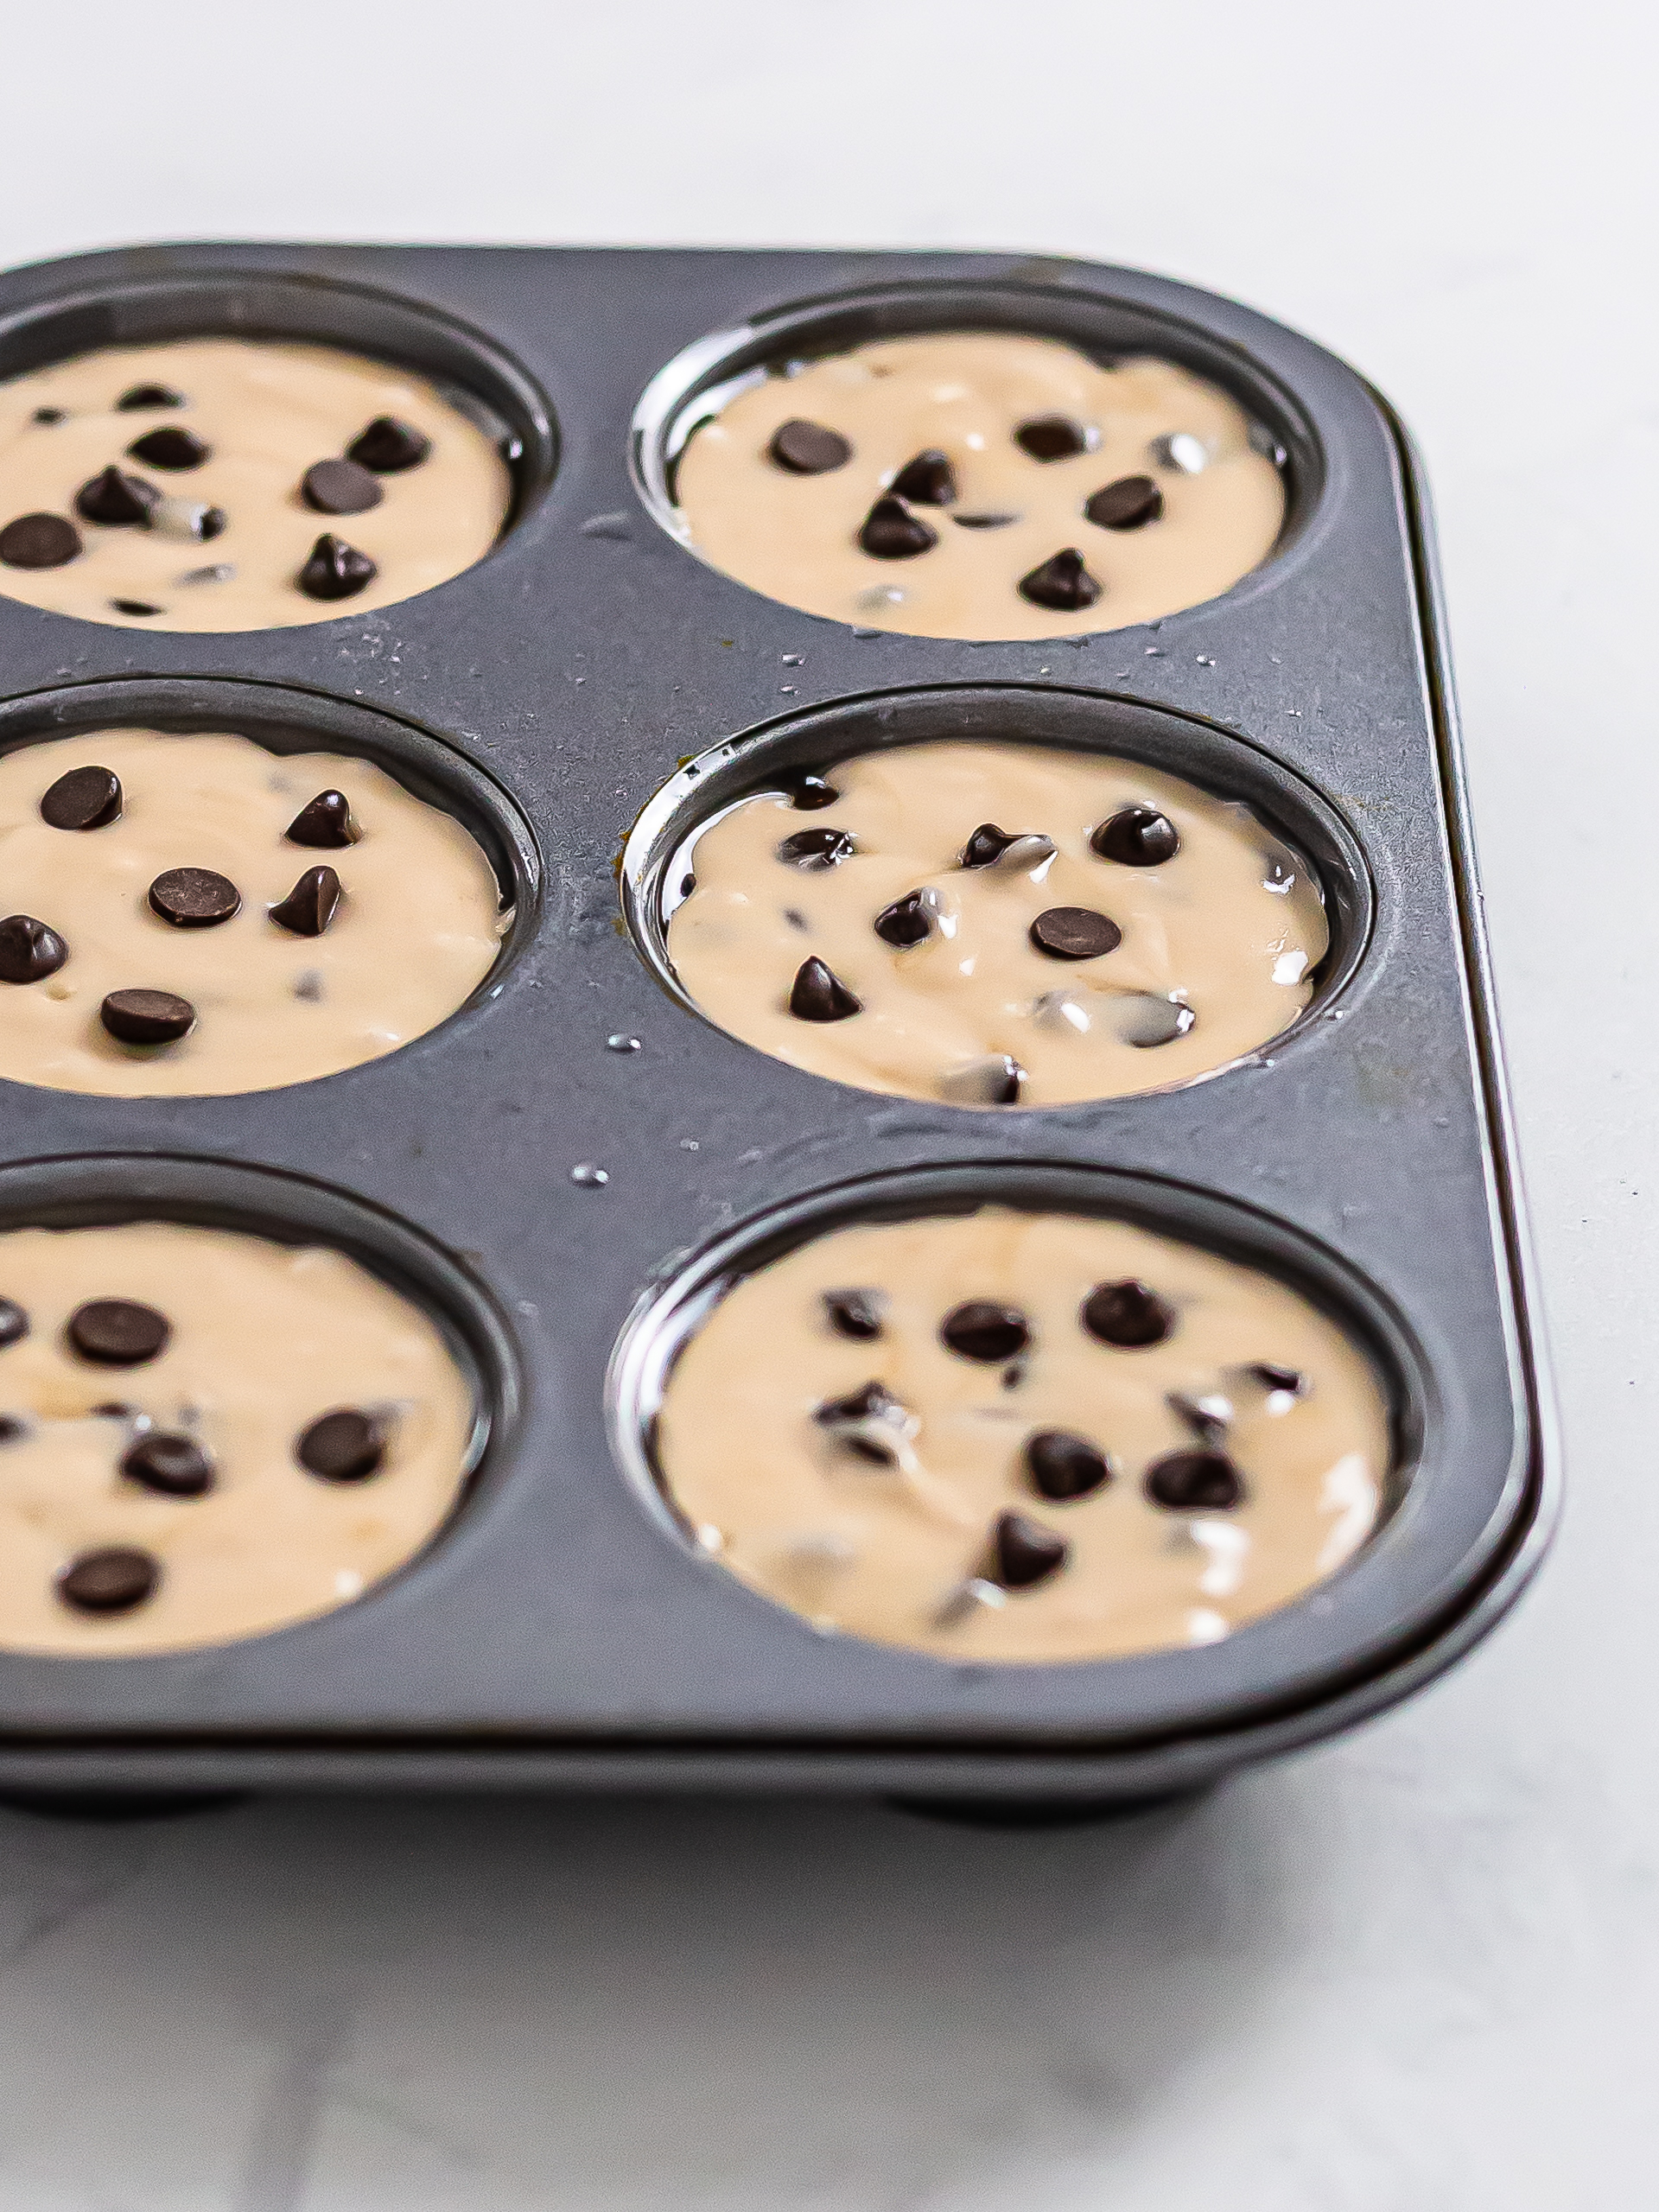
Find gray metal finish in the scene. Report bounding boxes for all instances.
[0,242,1550,1800]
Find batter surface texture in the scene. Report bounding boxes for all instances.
[0,1221,475,1656]
[653,1208,1389,1663]
[672,333,1285,639]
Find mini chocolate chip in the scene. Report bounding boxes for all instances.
[297,533,377,601]
[780,770,840,810]
[1169,1390,1230,1444]
[0,1297,29,1348]
[777,825,855,868]
[31,406,65,424]
[1084,474,1164,530]
[961,823,1018,868]
[1116,995,1196,1048]
[285,789,360,848]
[147,867,240,929]
[75,467,160,526]
[346,416,431,473]
[1016,416,1089,461]
[1249,1360,1306,1395]
[92,1402,135,1419]
[1091,805,1180,866]
[940,1300,1029,1363]
[1083,1277,1174,1348]
[889,449,957,505]
[0,915,68,983]
[111,599,162,616]
[768,419,852,474]
[990,1510,1070,1589]
[121,1431,215,1497]
[789,956,861,1021]
[296,1408,387,1482]
[269,864,341,938]
[1029,906,1122,960]
[1019,548,1101,611]
[127,425,209,470]
[1025,1429,1113,1502]
[0,1414,27,1442]
[99,988,195,1046]
[199,506,227,539]
[680,874,696,898]
[939,1052,1025,1106]
[1145,1450,1245,1510]
[858,496,938,559]
[823,1287,884,1340]
[0,512,81,568]
[67,1298,171,1366]
[41,765,122,831]
[784,906,809,930]
[950,511,1020,530]
[814,1378,912,1463]
[116,384,185,410]
[874,889,934,947]
[179,563,235,586]
[57,1546,160,1615]
[301,458,384,515]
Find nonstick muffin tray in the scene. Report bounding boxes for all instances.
[0,241,1553,1807]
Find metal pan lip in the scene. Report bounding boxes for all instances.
[621,679,1376,1104]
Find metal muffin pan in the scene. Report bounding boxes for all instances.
[0,241,1551,1805]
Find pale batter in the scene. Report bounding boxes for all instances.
[0,1220,475,1656]
[666,742,1325,1107]
[0,339,512,631]
[654,1208,1389,1662]
[672,333,1285,639]
[0,728,505,1097]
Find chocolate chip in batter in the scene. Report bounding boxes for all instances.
[270,864,341,938]
[779,770,841,810]
[858,496,938,560]
[121,1431,215,1497]
[989,1510,1070,1589]
[1084,474,1164,531]
[99,988,196,1046]
[823,1287,884,1341]
[1015,416,1090,461]
[297,533,378,601]
[41,765,122,831]
[951,511,1020,530]
[301,458,385,516]
[959,822,1054,872]
[1082,1277,1174,1348]
[1145,1449,1244,1510]
[1029,906,1122,960]
[1019,548,1101,612]
[296,1407,387,1482]
[777,825,855,869]
[1115,995,1196,1049]
[346,416,431,474]
[1169,1390,1232,1444]
[150,495,226,543]
[31,407,65,424]
[0,915,67,983]
[889,449,957,505]
[179,563,235,586]
[117,384,185,410]
[940,1300,1029,1363]
[1249,1359,1306,1396]
[874,888,936,947]
[1149,431,1209,474]
[0,1415,27,1442]
[939,1052,1025,1106]
[284,789,360,849]
[789,956,861,1021]
[67,1298,171,1367]
[57,1546,160,1614]
[75,466,160,526]
[768,419,852,475]
[1025,1429,1113,1502]
[148,867,241,929]
[127,425,210,471]
[1091,804,1180,866]
[0,1298,29,1349]
[111,599,163,616]
[0,512,81,568]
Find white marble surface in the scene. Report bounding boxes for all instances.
[0,1,1655,2202]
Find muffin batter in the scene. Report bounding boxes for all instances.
[0,727,505,1096]
[0,1220,475,1656]
[653,1207,1389,1662]
[672,333,1284,639]
[665,742,1325,1107]
[0,338,512,631]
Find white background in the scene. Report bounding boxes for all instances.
[0,3,1655,2204]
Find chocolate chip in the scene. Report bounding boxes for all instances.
[1091,805,1180,866]
[31,406,65,424]
[0,915,68,983]
[179,563,235,586]
[120,1431,215,1497]
[0,512,81,568]
[297,533,378,601]
[940,1300,1029,1363]
[346,416,431,473]
[67,1298,171,1366]
[284,789,360,848]
[1149,431,1209,474]
[301,458,384,516]
[1082,1277,1174,1348]
[1169,1390,1230,1444]
[1115,995,1196,1048]
[150,495,226,543]
[111,599,162,616]
[57,1546,160,1615]
[0,1297,29,1348]
[768,419,852,475]
[1250,1360,1305,1393]
[1029,906,1122,960]
[777,825,854,868]
[1084,474,1164,530]
[1025,1429,1112,1502]
[99,988,195,1046]
[1145,1450,1244,1510]
[0,1415,27,1442]
[1015,416,1089,461]
[127,425,209,470]
[789,956,861,1021]
[780,770,840,810]
[874,889,935,947]
[989,1510,1070,1589]
[823,1287,884,1340]
[75,467,160,526]
[116,384,185,410]
[296,1408,387,1482]
[41,765,121,831]
[939,1053,1025,1106]
[145,867,238,930]
[814,1378,912,1464]
[959,823,1028,869]
[92,1402,135,1420]
[858,496,938,559]
[888,449,957,505]
[950,511,1019,530]
[269,864,341,937]
[1019,548,1102,612]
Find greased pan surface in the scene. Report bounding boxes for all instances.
[0,245,1550,1799]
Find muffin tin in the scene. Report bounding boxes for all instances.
[0,241,1553,1808]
